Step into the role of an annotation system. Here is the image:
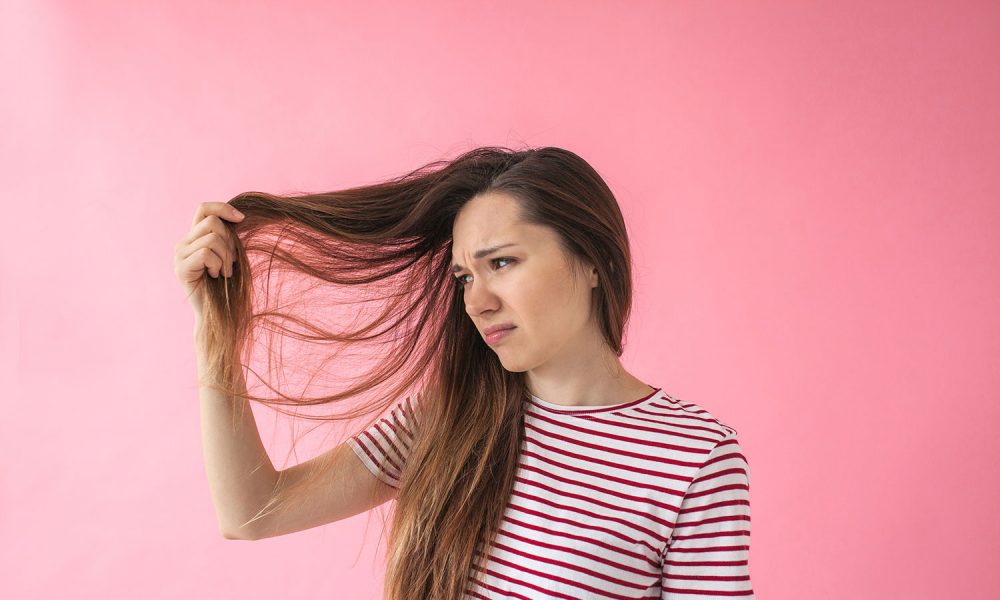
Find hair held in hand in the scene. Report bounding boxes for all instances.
[195,145,634,600]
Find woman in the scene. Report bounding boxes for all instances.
[174,146,754,599]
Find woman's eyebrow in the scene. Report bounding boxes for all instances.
[450,243,519,273]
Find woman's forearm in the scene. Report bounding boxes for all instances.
[194,322,277,540]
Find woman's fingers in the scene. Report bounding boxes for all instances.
[175,202,242,284]
[180,233,228,280]
[175,201,245,314]
[190,201,245,229]
[180,215,239,271]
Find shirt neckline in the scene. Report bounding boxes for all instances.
[527,384,665,415]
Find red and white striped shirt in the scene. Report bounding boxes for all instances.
[347,386,755,599]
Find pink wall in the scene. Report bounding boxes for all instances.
[2,1,998,598]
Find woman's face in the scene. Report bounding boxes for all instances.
[450,191,599,373]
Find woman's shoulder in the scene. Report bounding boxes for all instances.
[657,392,741,438]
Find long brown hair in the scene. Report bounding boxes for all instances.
[193,145,635,599]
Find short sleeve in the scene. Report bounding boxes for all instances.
[661,433,755,599]
[346,395,419,489]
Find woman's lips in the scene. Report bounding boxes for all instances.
[485,326,516,345]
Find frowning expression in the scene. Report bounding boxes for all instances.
[450,192,599,372]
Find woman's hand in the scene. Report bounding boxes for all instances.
[174,201,244,318]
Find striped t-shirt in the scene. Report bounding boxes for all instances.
[346,386,755,599]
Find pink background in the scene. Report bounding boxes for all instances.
[3,1,999,598]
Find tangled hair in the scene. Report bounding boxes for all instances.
[194,145,634,599]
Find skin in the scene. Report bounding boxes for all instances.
[450,191,655,408]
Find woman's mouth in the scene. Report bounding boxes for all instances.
[485,326,516,345]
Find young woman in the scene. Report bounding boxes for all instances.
[174,146,754,599]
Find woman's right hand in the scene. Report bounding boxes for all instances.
[174,201,245,318]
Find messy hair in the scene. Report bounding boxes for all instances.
[194,145,634,599]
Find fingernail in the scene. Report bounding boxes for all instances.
[233,210,245,219]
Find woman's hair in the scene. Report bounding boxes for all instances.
[194,145,635,600]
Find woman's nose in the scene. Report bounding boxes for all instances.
[464,281,499,314]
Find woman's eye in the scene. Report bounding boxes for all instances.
[454,257,515,287]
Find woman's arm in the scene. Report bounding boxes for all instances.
[195,320,278,540]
